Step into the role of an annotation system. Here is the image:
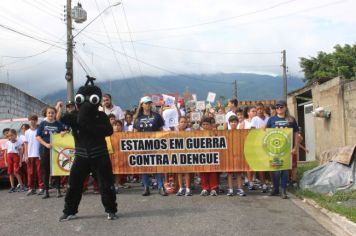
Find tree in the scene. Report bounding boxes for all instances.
[299,43,356,84]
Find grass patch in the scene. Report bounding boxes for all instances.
[293,161,356,223]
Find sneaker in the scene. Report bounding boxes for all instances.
[200,189,209,196]
[270,190,280,196]
[210,190,218,196]
[107,213,118,220]
[176,189,184,196]
[185,190,193,196]
[159,188,168,196]
[8,187,16,193]
[59,214,76,222]
[248,182,255,190]
[16,184,26,192]
[37,189,45,195]
[26,189,36,196]
[115,186,120,194]
[142,187,150,196]
[261,184,268,193]
[236,188,246,196]
[42,190,50,199]
[281,190,288,199]
[226,189,234,196]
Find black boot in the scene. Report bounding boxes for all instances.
[42,190,50,199]
[142,187,150,196]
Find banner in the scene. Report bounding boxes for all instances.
[51,134,113,176]
[50,129,292,175]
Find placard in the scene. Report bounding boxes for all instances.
[215,114,225,124]
[190,111,202,122]
[207,92,216,103]
[162,94,175,106]
[196,101,206,111]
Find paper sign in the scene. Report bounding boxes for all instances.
[196,101,206,111]
[162,108,179,128]
[207,92,216,103]
[192,94,197,101]
[215,114,225,124]
[151,95,160,104]
[162,94,176,106]
[190,111,202,122]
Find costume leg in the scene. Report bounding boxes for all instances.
[63,157,90,215]
[91,155,117,213]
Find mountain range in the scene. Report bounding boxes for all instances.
[42,73,304,109]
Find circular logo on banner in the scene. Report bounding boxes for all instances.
[57,148,75,172]
[262,130,290,157]
[244,129,292,171]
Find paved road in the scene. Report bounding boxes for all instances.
[0,183,331,236]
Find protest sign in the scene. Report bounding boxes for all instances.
[190,111,202,122]
[196,101,206,111]
[162,94,176,106]
[51,129,293,175]
[162,107,179,128]
[207,92,216,103]
[192,94,197,101]
[51,134,113,176]
[215,114,225,124]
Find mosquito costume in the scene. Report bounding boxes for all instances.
[59,76,117,221]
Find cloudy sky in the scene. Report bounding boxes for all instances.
[0,0,355,98]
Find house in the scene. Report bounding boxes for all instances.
[287,77,356,161]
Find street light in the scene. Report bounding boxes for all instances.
[66,1,121,102]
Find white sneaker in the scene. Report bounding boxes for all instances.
[236,188,246,196]
[59,214,77,222]
[107,213,118,220]
[226,189,234,196]
[210,190,218,196]
[200,189,209,196]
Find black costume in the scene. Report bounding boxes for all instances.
[61,76,117,216]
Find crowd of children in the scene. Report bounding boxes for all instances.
[1,95,305,200]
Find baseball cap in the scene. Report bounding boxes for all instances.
[66,101,75,107]
[140,96,152,104]
[275,100,287,107]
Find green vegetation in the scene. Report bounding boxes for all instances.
[294,161,356,223]
[300,43,356,84]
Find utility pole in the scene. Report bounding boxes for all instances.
[282,50,287,101]
[65,0,74,102]
[233,80,238,99]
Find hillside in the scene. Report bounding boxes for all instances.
[42,73,304,109]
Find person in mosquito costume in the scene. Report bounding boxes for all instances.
[59,76,117,221]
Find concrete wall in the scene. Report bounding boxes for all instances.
[0,83,47,119]
[343,80,356,146]
[288,77,356,159]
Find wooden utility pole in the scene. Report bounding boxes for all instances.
[66,0,74,102]
[282,50,287,101]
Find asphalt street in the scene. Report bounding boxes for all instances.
[0,182,332,236]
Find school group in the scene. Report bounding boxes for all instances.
[2,94,305,200]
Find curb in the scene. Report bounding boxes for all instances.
[289,192,356,236]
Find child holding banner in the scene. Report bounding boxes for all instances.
[36,106,64,199]
[266,100,299,199]
[227,116,246,196]
[199,117,219,196]
[175,117,193,196]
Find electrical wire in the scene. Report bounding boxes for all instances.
[0,24,66,50]
[23,0,63,20]
[80,33,231,84]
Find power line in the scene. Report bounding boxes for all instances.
[23,0,63,20]
[122,0,298,34]
[0,24,66,50]
[80,33,231,85]
[121,1,143,76]
[133,42,280,55]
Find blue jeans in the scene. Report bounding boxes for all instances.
[272,170,288,192]
[142,174,164,189]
